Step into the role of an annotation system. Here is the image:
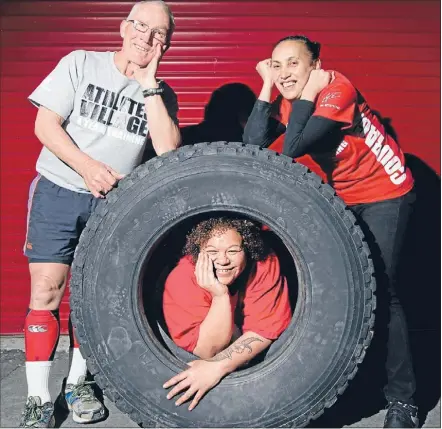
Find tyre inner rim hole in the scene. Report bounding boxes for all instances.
[138,210,302,374]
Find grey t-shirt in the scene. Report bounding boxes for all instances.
[29,50,178,193]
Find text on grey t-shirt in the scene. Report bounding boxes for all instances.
[29,50,178,193]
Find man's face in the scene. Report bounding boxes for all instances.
[271,41,317,101]
[120,3,170,67]
[203,229,247,286]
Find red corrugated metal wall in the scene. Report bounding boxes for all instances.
[1,0,440,334]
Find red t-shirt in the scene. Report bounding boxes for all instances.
[268,71,414,205]
[162,254,292,353]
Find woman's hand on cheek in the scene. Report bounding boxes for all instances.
[256,58,274,86]
[195,251,228,297]
[301,69,332,101]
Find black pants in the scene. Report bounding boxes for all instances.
[350,190,416,404]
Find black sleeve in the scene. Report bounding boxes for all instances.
[283,100,343,158]
[243,99,285,147]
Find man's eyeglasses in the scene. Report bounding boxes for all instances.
[126,19,168,44]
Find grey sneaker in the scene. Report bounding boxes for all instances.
[64,376,105,423]
[19,396,55,428]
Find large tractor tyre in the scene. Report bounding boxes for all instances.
[70,142,376,428]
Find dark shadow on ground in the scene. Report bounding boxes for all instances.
[53,378,71,428]
[309,153,441,428]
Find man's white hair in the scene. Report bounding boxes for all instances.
[127,1,175,37]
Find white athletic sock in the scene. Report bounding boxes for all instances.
[66,348,87,386]
[26,361,52,404]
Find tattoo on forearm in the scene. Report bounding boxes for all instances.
[206,337,263,362]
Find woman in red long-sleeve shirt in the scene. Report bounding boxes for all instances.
[243,35,418,429]
[162,217,291,411]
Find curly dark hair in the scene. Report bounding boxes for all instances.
[183,217,267,263]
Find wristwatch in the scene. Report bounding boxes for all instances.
[142,87,164,97]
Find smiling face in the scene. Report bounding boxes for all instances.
[120,2,170,67]
[271,40,319,101]
[203,228,248,286]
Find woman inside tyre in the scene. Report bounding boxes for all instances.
[243,35,418,429]
[162,216,291,410]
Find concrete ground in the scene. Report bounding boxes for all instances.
[1,332,440,428]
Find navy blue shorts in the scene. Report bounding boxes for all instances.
[24,175,99,265]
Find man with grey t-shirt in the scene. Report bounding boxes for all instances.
[20,1,181,427]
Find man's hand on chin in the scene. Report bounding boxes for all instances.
[132,44,166,88]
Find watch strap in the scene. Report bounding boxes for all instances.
[142,87,164,97]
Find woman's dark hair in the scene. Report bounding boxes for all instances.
[274,35,321,61]
[183,217,267,263]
